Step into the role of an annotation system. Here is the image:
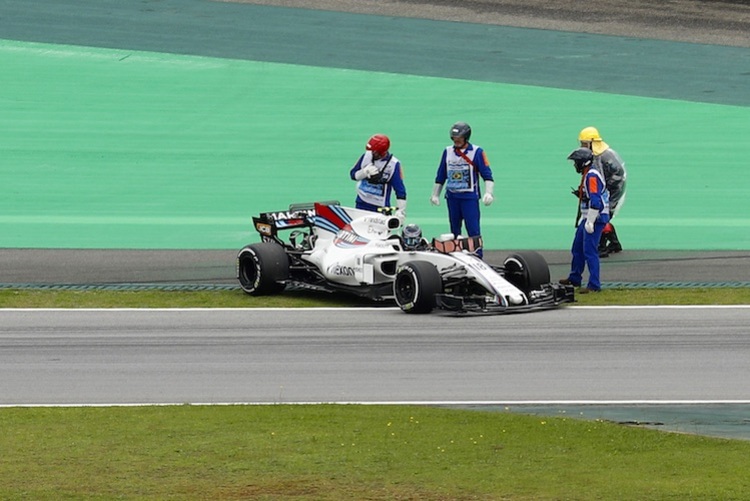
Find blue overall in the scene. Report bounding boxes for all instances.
[434,143,493,257]
[567,167,610,291]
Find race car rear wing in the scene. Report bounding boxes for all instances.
[252,200,340,238]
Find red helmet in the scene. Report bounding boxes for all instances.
[366,134,390,157]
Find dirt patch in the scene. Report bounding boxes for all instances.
[222,0,750,47]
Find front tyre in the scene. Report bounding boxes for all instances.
[237,242,289,295]
[503,251,550,295]
[394,261,442,314]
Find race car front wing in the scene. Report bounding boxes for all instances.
[435,283,575,314]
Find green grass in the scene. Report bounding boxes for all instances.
[569,287,750,305]
[2,286,749,308]
[2,404,749,500]
[0,288,368,308]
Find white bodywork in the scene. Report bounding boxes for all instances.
[302,205,527,306]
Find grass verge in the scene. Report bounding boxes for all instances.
[2,404,749,500]
[1,286,749,308]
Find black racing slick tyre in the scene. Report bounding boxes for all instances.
[393,261,442,314]
[237,242,289,296]
[503,251,550,295]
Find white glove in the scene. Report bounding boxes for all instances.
[585,208,599,234]
[482,180,494,206]
[354,164,379,181]
[430,183,443,206]
[395,199,407,219]
[363,164,379,178]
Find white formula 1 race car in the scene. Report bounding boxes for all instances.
[237,202,574,314]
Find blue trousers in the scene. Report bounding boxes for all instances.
[446,196,483,258]
[567,219,607,290]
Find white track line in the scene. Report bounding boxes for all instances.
[2,305,749,312]
[3,400,750,408]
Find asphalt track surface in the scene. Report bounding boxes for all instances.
[3,307,750,441]
[2,248,750,289]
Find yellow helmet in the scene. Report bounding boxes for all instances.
[578,126,602,142]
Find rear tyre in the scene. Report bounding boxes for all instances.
[393,261,442,314]
[503,251,550,295]
[237,242,289,295]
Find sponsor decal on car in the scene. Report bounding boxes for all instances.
[327,264,355,277]
[255,223,273,236]
[265,209,316,221]
[334,229,369,247]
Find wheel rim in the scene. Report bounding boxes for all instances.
[395,272,417,306]
[238,252,259,289]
